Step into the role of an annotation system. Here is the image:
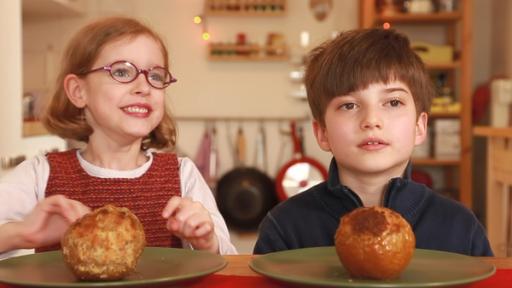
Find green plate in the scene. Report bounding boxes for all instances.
[0,247,226,287]
[249,247,496,287]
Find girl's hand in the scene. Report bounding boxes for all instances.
[162,196,219,253]
[19,195,90,248]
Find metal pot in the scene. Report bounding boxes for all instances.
[216,125,277,230]
[216,167,276,230]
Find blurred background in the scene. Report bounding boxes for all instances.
[1,0,512,255]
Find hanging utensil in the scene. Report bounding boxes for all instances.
[194,123,212,181]
[253,122,267,172]
[275,121,328,201]
[208,124,219,183]
[235,125,246,166]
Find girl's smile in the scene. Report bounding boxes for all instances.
[121,103,152,118]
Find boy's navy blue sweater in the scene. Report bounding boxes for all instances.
[254,159,493,256]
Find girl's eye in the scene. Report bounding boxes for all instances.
[112,68,132,78]
[149,72,164,82]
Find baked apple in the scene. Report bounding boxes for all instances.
[61,205,146,280]
[335,206,415,280]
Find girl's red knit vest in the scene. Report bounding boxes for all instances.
[36,150,182,252]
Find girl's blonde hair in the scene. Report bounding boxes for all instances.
[42,16,176,150]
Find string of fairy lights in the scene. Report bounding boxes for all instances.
[193,15,211,41]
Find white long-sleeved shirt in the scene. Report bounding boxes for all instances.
[0,150,237,259]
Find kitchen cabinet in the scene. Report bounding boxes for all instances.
[360,0,474,208]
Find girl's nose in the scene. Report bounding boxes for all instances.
[133,73,151,96]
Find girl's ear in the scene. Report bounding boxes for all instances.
[414,112,428,146]
[313,120,331,152]
[63,74,87,108]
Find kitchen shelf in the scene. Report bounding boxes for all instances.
[204,0,287,17]
[23,121,48,137]
[377,12,462,24]
[203,1,288,62]
[204,10,286,17]
[430,111,461,118]
[474,126,512,138]
[426,61,460,70]
[207,37,288,63]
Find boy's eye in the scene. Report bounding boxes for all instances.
[388,99,402,107]
[340,103,357,110]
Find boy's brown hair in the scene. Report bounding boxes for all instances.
[42,16,176,150]
[305,28,435,126]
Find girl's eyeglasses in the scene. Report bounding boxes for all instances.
[80,60,177,89]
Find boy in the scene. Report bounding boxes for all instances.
[253,28,492,256]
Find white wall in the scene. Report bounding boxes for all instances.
[0,1,21,157]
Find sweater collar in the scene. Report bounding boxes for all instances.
[322,157,426,224]
[325,157,411,195]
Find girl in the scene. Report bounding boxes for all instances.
[0,17,236,259]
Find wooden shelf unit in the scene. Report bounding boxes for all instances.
[360,0,474,208]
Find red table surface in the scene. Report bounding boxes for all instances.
[0,269,510,288]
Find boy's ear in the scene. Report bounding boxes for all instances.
[313,120,331,152]
[63,74,87,108]
[414,112,429,146]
